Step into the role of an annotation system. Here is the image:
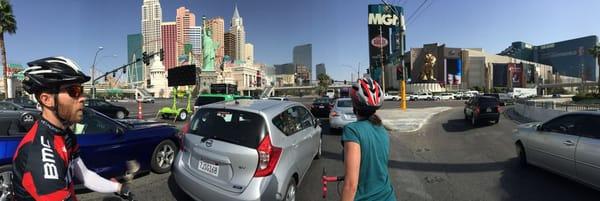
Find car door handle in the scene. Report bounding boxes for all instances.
[563,140,575,146]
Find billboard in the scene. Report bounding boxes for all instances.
[509,63,525,88]
[167,65,196,87]
[368,4,404,85]
[524,63,536,84]
[446,59,462,85]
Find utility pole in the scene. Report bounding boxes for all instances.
[91,46,104,99]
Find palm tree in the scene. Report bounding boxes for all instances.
[0,0,17,98]
[317,73,331,96]
[588,45,600,93]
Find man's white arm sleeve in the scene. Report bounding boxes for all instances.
[73,157,121,193]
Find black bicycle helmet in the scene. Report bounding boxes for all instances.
[350,77,384,114]
[22,56,90,94]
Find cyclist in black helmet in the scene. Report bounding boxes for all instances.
[341,77,396,201]
[12,57,133,201]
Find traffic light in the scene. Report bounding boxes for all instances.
[344,80,347,84]
[396,65,404,81]
[142,52,150,65]
[331,79,334,84]
[147,79,151,86]
[112,71,116,78]
[159,48,164,61]
[122,66,126,74]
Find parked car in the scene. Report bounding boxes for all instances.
[384,91,400,101]
[464,96,504,126]
[329,98,357,131]
[454,92,465,100]
[194,94,236,113]
[85,99,130,119]
[326,89,335,99]
[513,112,600,190]
[310,97,333,117]
[437,93,455,100]
[0,101,41,136]
[410,92,433,101]
[173,99,322,201]
[0,108,180,195]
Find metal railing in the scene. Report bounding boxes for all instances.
[515,99,600,112]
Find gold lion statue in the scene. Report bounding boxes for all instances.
[419,53,437,81]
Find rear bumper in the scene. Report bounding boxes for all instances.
[173,154,281,201]
[311,109,330,117]
[476,113,500,120]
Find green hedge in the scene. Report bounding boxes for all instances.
[572,93,600,102]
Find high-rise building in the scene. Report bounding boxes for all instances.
[274,63,296,75]
[176,7,196,59]
[245,43,254,64]
[499,35,599,81]
[127,33,144,85]
[142,0,162,88]
[189,26,202,65]
[230,4,246,62]
[141,0,162,55]
[224,32,236,60]
[293,44,312,80]
[207,17,225,67]
[316,63,326,77]
[161,22,177,70]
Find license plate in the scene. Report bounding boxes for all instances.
[198,160,219,177]
[319,106,324,108]
[486,108,492,112]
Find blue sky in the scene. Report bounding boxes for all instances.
[5,0,600,81]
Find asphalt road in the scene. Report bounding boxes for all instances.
[78,99,600,201]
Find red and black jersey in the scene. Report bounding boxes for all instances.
[12,118,81,201]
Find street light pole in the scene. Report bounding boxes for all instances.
[91,46,104,99]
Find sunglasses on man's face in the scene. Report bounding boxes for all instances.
[61,85,84,98]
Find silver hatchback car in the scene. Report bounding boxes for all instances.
[513,111,600,190]
[173,99,322,201]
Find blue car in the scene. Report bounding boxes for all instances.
[0,108,179,196]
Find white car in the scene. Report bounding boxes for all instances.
[437,93,455,100]
[384,91,400,101]
[329,98,357,130]
[410,92,433,101]
[513,112,600,189]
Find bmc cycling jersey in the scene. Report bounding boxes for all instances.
[12,118,120,201]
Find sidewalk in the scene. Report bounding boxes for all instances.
[377,107,452,133]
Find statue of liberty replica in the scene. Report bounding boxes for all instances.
[196,16,220,94]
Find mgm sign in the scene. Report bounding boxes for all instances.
[367,4,405,85]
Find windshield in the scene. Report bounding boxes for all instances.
[314,98,330,104]
[337,100,353,107]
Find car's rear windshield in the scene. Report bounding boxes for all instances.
[479,97,499,103]
[195,96,226,106]
[337,100,353,107]
[189,109,267,148]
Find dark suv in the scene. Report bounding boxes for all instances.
[464,96,504,126]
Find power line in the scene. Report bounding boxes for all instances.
[408,0,434,25]
[406,0,429,23]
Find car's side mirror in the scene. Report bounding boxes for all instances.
[536,124,543,131]
[116,127,125,136]
[314,119,321,128]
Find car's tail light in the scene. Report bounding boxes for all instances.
[254,135,282,177]
[497,106,503,113]
[330,111,339,117]
[178,122,190,151]
[474,106,480,115]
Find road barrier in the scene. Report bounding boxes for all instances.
[514,99,600,122]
